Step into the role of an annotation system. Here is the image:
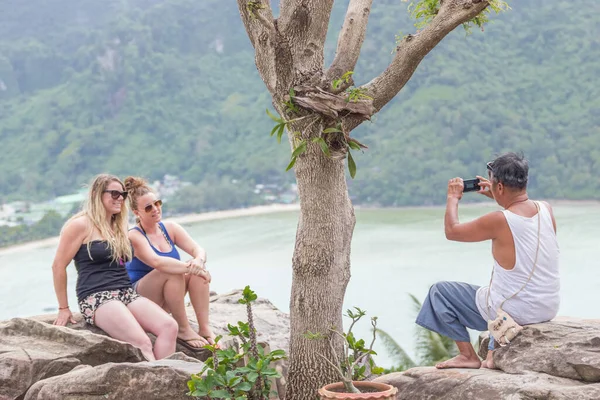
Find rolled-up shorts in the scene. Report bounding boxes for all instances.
[78,287,140,325]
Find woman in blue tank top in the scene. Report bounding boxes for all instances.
[51,174,178,361]
[124,176,215,349]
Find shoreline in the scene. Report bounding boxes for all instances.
[1,199,598,256]
[0,203,301,257]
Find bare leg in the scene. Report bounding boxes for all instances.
[93,300,155,361]
[435,341,481,369]
[136,270,207,348]
[186,274,216,343]
[127,297,179,359]
[481,350,495,369]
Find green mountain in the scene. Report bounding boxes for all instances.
[0,0,598,206]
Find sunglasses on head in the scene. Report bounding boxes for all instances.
[104,190,128,200]
[486,161,495,176]
[144,199,163,213]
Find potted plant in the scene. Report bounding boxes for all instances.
[307,308,398,400]
[187,286,287,400]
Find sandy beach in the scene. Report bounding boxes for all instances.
[0,203,300,257]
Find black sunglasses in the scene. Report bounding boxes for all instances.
[144,199,163,213]
[104,190,128,200]
[486,162,494,173]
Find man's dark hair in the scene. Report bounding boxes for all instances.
[489,152,529,190]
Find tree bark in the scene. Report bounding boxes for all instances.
[324,0,373,89]
[234,1,497,398]
[285,122,356,400]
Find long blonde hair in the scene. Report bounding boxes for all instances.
[123,176,154,224]
[68,174,132,263]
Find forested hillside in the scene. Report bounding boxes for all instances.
[0,0,598,206]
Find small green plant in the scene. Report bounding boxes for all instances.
[322,126,363,178]
[376,293,460,373]
[266,109,306,144]
[463,0,510,34]
[246,1,266,18]
[306,307,385,394]
[283,87,299,114]
[187,286,287,400]
[392,30,406,50]
[285,138,307,171]
[332,71,354,90]
[405,0,510,33]
[345,87,373,103]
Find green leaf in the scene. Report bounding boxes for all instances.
[276,123,285,143]
[268,349,287,359]
[372,366,385,375]
[346,332,356,348]
[348,140,362,151]
[210,389,232,399]
[266,108,282,122]
[312,137,330,157]
[237,382,253,391]
[291,140,307,158]
[270,124,279,137]
[323,127,342,134]
[247,371,259,383]
[348,151,357,179]
[286,156,297,172]
[228,376,243,387]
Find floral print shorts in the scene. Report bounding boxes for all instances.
[78,287,140,325]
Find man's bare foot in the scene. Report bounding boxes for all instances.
[178,328,209,348]
[481,351,495,369]
[435,354,481,369]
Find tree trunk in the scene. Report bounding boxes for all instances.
[285,123,356,400]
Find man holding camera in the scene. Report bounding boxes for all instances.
[415,152,560,369]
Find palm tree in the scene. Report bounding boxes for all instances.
[376,294,460,372]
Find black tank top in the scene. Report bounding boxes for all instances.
[73,240,133,300]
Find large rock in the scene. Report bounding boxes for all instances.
[374,317,600,399]
[1,290,290,400]
[0,318,144,400]
[478,317,600,382]
[24,357,205,400]
[375,367,600,400]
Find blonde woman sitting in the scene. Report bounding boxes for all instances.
[51,174,178,361]
[125,176,216,349]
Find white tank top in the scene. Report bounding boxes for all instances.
[476,202,560,325]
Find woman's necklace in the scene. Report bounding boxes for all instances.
[139,223,172,251]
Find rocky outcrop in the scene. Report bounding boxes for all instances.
[0,318,145,400]
[375,367,600,399]
[375,317,600,400]
[478,317,600,383]
[1,290,290,400]
[24,357,205,400]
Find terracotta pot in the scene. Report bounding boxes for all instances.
[318,381,398,400]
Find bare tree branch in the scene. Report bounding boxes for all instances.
[278,0,335,73]
[324,0,373,91]
[342,0,490,131]
[237,1,275,51]
[237,0,293,94]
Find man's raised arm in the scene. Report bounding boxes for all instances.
[445,177,503,242]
